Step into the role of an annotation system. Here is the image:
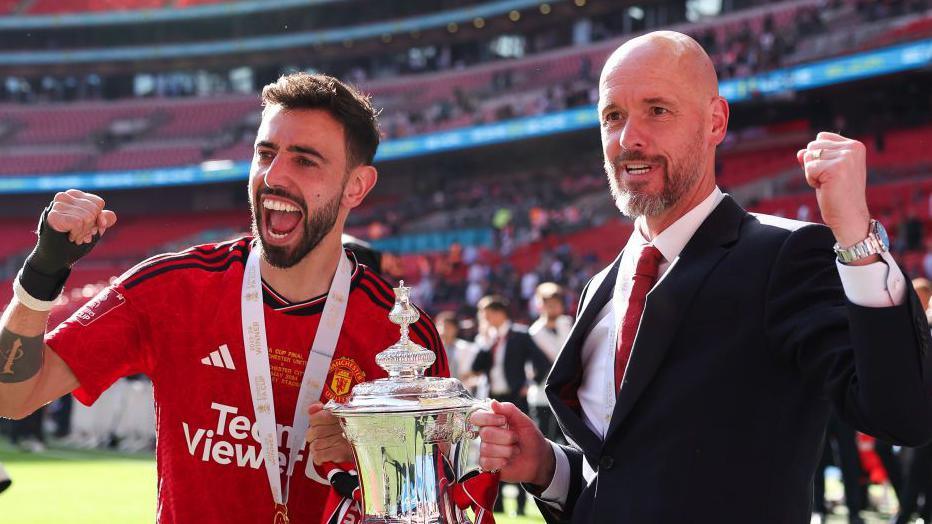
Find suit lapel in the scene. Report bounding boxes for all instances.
[605,196,746,441]
[546,252,623,458]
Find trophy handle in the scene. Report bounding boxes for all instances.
[464,399,494,440]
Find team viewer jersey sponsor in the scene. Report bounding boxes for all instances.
[47,238,447,524]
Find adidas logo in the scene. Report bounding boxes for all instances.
[201,344,236,370]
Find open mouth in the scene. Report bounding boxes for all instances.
[623,162,656,177]
[261,196,304,242]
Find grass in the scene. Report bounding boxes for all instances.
[0,441,156,523]
[0,441,543,523]
[0,441,899,523]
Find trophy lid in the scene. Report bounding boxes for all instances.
[328,281,477,415]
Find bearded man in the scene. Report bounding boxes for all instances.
[472,31,932,524]
[0,72,447,523]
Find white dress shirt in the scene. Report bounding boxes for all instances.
[539,187,906,506]
[477,322,512,396]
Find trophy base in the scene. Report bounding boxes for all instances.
[362,518,444,524]
[362,514,469,524]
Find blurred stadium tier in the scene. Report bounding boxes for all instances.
[0,0,929,325]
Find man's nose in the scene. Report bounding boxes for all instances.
[262,157,285,188]
[619,119,647,151]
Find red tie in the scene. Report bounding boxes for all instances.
[615,245,664,390]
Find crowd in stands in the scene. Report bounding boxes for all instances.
[0,0,925,184]
[2,0,929,143]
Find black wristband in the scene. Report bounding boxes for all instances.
[18,204,100,301]
[18,262,71,302]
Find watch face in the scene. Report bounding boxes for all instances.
[874,220,890,250]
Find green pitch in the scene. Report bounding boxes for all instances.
[0,441,895,523]
[0,441,544,523]
[0,441,156,523]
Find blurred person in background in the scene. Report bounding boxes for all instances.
[0,462,10,495]
[8,405,45,453]
[813,413,866,524]
[528,282,572,444]
[472,294,550,515]
[435,310,478,387]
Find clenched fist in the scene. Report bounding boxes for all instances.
[46,189,117,245]
[18,189,117,303]
[797,132,871,250]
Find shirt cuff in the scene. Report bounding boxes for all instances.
[836,251,906,308]
[536,441,570,509]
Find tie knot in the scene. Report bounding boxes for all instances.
[634,245,663,279]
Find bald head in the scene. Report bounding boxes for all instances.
[601,31,719,103]
[596,30,729,226]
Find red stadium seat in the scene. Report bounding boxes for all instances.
[27,0,167,15]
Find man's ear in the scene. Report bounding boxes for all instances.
[342,165,378,209]
[709,96,730,147]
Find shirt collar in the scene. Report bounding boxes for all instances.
[630,186,725,263]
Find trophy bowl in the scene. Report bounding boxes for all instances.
[325,282,489,524]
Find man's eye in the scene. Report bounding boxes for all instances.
[603,111,621,125]
[651,106,670,116]
[256,150,273,161]
[296,157,317,168]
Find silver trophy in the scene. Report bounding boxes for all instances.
[326,281,487,524]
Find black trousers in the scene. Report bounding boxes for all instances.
[895,444,932,524]
[873,439,903,502]
[10,405,45,444]
[532,402,565,445]
[491,392,528,513]
[814,414,865,524]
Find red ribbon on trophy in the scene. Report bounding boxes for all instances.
[320,464,499,524]
[320,463,362,524]
[451,469,500,524]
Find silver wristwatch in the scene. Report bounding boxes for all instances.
[834,219,890,264]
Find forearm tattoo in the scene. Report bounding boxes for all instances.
[0,328,43,383]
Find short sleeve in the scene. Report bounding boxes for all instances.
[46,284,148,405]
[409,307,449,378]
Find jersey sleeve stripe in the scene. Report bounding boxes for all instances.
[123,256,245,290]
[355,281,393,312]
[121,239,248,288]
[358,272,395,304]
[411,311,448,377]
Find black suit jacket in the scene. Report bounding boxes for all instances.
[472,324,551,396]
[540,196,932,523]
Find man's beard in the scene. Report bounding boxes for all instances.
[250,187,342,269]
[604,137,705,218]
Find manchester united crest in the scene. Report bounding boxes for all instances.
[325,357,365,402]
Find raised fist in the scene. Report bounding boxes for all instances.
[46,189,117,245]
[797,132,871,248]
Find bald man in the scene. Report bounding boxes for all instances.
[472,31,932,523]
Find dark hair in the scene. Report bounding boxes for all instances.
[477,295,509,314]
[261,72,380,167]
[341,234,382,272]
[434,310,458,327]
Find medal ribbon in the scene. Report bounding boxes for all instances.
[241,242,353,516]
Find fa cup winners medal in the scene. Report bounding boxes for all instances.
[240,242,352,523]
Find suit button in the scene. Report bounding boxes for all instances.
[600,456,614,470]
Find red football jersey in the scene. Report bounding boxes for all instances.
[47,238,448,524]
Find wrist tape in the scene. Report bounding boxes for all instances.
[17,205,100,302]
